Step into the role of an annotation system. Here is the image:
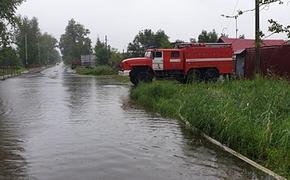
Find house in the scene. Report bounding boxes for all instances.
[218,37,285,77]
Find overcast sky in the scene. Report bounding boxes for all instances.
[17,0,290,51]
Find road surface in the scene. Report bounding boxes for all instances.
[0,64,271,179]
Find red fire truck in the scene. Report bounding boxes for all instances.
[120,43,234,85]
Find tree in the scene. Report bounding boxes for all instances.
[127,29,171,57]
[14,16,60,66]
[189,38,196,43]
[258,0,289,39]
[198,30,218,43]
[109,48,124,68]
[220,33,229,38]
[236,0,289,39]
[59,19,92,64]
[15,16,41,66]
[239,34,245,39]
[0,47,21,66]
[0,0,25,47]
[267,19,290,38]
[39,33,60,65]
[94,38,110,65]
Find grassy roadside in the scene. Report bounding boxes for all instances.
[75,66,129,83]
[75,65,117,76]
[130,78,290,178]
[0,67,26,80]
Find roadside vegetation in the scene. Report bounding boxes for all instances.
[75,66,129,83]
[131,77,290,178]
[75,65,117,76]
[1,1,61,70]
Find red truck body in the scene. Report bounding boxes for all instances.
[121,43,234,85]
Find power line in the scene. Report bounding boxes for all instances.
[222,0,240,35]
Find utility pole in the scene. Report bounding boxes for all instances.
[255,0,261,74]
[235,16,238,39]
[25,33,28,67]
[221,14,239,39]
[38,41,41,65]
[105,35,108,49]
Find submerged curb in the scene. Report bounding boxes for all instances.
[0,66,53,81]
[177,107,286,180]
[202,133,286,180]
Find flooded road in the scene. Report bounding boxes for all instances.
[0,65,269,179]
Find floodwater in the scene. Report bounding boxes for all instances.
[0,65,271,179]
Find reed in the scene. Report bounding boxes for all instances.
[76,65,117,76]
[131,77,290,178]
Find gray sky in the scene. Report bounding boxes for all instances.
[17,0,290,51]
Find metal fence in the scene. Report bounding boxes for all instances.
[0,66,22,80]
[245,44,290,80]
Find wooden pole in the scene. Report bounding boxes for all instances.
[255,0,261,74]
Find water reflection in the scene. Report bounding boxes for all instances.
[0,81,28,178]
[0,65,272,179]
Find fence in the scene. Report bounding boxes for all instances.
[0,66,22,80]
[245,45,290,80]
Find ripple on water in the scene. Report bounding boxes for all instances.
[0,66,272,180]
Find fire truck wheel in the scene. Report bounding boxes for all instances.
[204,68,219,81]
[130,70,139,85]
[130,68,153,85]
[186,69,202,84]
[176,77,187,84]
[130,75,139,85]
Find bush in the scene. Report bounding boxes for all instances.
[0,47,22,66]
[75,65,117,76]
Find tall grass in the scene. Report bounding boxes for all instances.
[131,77,290,178]
[76,65,117,76]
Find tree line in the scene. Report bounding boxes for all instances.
[60,19,225,68]
[0,0,61,67]
[59,19,124,68]
[1,0,289,68]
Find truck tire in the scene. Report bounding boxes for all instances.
[186,69,202,84]
[130,68,153,85]
[176,77,187,84]
[204,68,219,81]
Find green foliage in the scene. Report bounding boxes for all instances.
[220,33,229,38]
[268,19,290,38]
[15,16,41,66]
[59,19,92,65]
[109,48,124,68]
[0,0,25,47]
[94,39,124,67]
[198,29,218,43]
[0,47,21,66]
[76,65,117,76]
[94,38,110,65]
[259,0,283,5]
[127,29,171,57]
[239,34,246,39]
[14,16,60,66]
[39,33,60,65]
[131,78,290,178]
[0,0,24,24]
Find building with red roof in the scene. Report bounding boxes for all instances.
[218,37,285,54]
[218,37,286,77]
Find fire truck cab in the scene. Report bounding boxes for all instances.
[121,43,233,85]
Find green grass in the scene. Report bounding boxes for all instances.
[131,77,290,178]
[76,65,117,76]
[75,65,129,83]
